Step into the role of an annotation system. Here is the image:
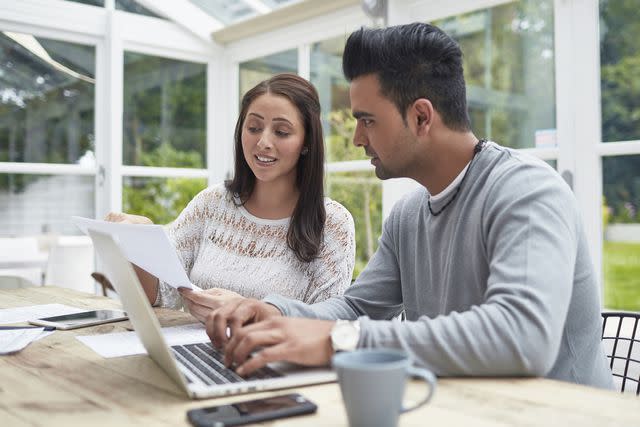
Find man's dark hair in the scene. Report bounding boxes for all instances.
[343,22,471,131]
[226,73,325,263]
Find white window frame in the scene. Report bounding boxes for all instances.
[0,0,222,225]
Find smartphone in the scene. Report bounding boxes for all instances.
[28,309,128,330]
[186,393,317,427]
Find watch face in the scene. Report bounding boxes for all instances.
[332,321,360,352]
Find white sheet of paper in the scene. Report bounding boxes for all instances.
[72,216,200,291]
[0,328,46,354]
[0,304,86,325]
[75,323,209,358]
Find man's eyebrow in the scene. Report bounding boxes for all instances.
[352,111,374,119]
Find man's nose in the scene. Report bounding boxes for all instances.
[352,122,367,147]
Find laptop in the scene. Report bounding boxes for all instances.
[87,229,336,399]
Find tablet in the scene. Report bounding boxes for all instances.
[29,309,128,330]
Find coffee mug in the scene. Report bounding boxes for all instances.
[332,348,436,427]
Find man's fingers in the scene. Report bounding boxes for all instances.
[226,322,281,368]
[236,343,289,376]
[206,299,245,348]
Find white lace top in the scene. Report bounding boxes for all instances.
[154,184,356,309]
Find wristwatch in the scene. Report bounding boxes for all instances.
[330,320,361,352]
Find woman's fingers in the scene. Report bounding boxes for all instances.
[104,212,152,224]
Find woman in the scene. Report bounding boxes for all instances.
[106,74,355,323]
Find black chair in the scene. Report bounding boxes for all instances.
[601,312,640,395]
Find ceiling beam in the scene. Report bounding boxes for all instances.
[134,0,223,43]
[212,0,359,44]
[243,0,272,15]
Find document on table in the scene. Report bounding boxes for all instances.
[76,323,209,358]
[0,327,55,355]
[0,303,86,325]
[72,216,201,291]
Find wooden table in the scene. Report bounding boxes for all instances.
[1,287,639,427]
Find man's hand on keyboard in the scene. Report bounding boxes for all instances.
[206,298,282,350]
[221,317,335,376]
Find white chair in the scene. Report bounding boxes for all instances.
[0,275,37,289]
[0,236,40,258]
[44,236,95,293]
[0,236,47,285]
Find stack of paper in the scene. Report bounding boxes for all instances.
[0,327,54,355]
[0,303,85,324]
[76,323,208,358]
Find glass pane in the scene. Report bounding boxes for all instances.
[326,170,382,279]
[123,52,206,168]
[239,49,297,99]
[600,0,640,142]
[602,155,640,310]
[432,0,555,149]
[66,0,104,6]
[0,174,94,235]
[123,176,207,225]
[311,36,366,162]
[0,32,95,164]
[116,0,163,18]
[190,0,258,25]
[190,0,304,26]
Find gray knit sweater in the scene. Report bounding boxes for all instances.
[264,143,613,389]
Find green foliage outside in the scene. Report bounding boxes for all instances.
[122,52,206,168]
[603,241,640,311]
[122,53,207,225]
[123,176,207,225]
[599,0,640,311]
[123,143,206,224]
[600,0,640,223]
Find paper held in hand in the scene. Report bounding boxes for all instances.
[72,216,201,291]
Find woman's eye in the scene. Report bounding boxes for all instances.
[247,126,262,133]
[275,130,290,137]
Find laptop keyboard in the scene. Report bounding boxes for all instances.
[171,342,282,386]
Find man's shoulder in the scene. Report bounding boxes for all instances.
[480,143,577,216]
[483,143,568,192]
[388,186,428,219]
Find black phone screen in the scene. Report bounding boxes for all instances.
[188,393,317,426]
[230,395,301,415]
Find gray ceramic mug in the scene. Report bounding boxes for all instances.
[332,348,436,427]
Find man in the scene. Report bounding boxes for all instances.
[206,23,613,388]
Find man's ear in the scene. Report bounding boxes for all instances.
[410,98,433,136]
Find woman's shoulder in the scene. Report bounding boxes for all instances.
[324,198,355,235]
[191,183,234,205]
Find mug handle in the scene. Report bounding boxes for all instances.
[400,367,437,413]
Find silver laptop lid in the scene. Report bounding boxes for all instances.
[87,229,190,393]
